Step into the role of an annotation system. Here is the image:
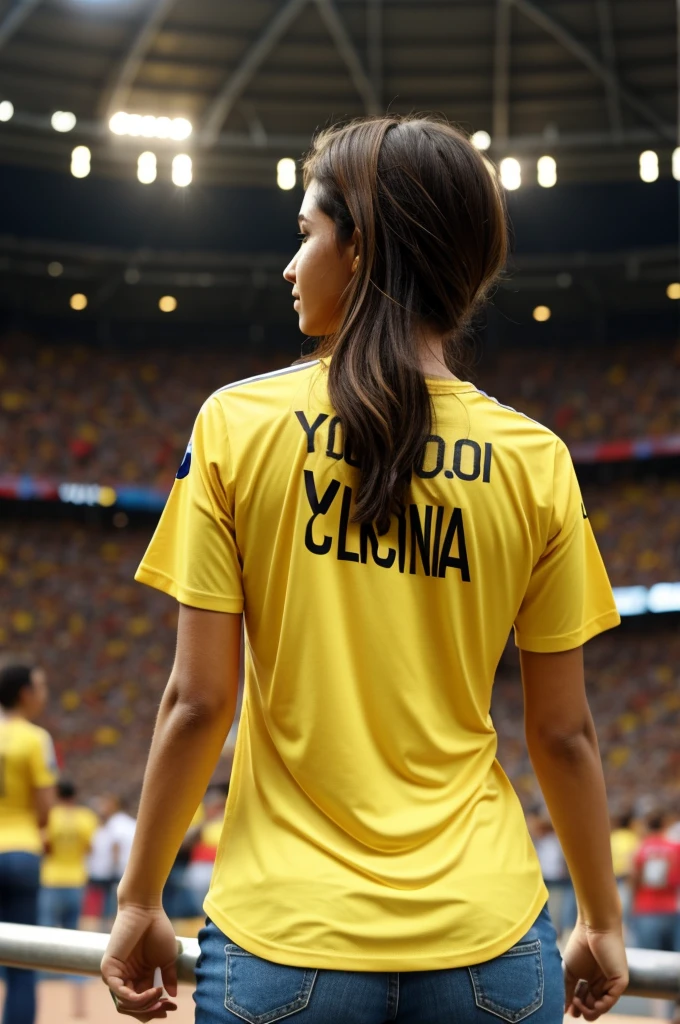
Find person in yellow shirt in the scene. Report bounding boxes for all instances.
[0,660,56,1024]
[39,779,98,1018]
[40,778,98,922]
[102,116,628,1023]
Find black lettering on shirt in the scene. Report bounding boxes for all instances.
[303,470,340,555]
[397,508,407,574]
[483,442,493,483]
[295,411,329,453]
[337,485,360,562]
[409,504,433,576]
[415,435,445,479]
[438,507,470,581]
[453,439,481,481]
[360,521,397,569]
[326,417,344,461]
[431,505,445,574]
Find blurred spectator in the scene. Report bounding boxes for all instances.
[610,809,640,939]
[532,817,575,938]
[631,810,680,952]
[39,778,98,1018]
[0,661,57,1024]
[184,787,227,914]
[162,803,206,921]
[87,794,135,924]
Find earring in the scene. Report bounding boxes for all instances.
[352,256,360,273]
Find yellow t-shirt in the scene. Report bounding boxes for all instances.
[136,361,620,971]
[41,805,99,888]
[611,827,640,878]
[0,717,57,854]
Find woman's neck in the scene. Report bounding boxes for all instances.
[418,330,458,380]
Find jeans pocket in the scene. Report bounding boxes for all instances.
[468,939,544,1023]
[224,942,318,1024]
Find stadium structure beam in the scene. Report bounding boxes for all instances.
[493,0,512,146]
[510,0,674,141]
[366,0,383,109]
[0,0,42,53]
[98,0,179,121]
[315,0,381,116]
[200,0,311,149]
[594,0,623,138]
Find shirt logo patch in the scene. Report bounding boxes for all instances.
[176,440,192,479]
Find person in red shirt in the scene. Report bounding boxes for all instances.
[631,810,680,952]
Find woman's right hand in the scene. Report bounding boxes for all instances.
[563,920,628,1020]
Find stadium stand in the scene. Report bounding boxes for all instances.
[0,330,678,805]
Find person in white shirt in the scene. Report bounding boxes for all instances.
[87,795,136,924]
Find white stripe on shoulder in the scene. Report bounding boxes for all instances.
[210,360,320,397]
[475,389,553,433]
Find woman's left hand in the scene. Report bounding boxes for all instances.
[101,903,179,1020]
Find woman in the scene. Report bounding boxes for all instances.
[102,116,628,1023]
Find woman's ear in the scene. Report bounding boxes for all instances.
[352,227,362,260]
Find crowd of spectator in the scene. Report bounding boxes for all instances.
[482,339,680,443]
[0,518,677,807]
[0,332,679,489]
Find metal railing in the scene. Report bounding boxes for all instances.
[0,923,679,1001]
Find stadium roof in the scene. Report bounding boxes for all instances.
[0,0,677,186]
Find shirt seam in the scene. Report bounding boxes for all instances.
[515,607,621,648]
[135,563,243,610]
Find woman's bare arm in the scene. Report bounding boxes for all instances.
[117,604,241,908]
[521,646,620,929]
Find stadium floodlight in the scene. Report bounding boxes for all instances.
[673,148,680,182]
[0,100,13,122]
[137,151,157,184]
[47,262,64,277]
[69,293,87,311]
[499,157,521,190]
[51,111,76,133]
[109,111,129,135]
[172,154,192,187]
[108,112,193,141]
[155,116,172,139]
[666,282,680,300]
[141,115,157,138]
[170,117,192,141]
[70,145,91,178]
[639,150,659,183]
[537,155,557,188]
[159,295,178,313]
[127,114,143,137]
[471,130,491,151]
[532,305,551,322]
[277,158,296,190]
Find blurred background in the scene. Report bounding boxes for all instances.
[0,0,679,1020]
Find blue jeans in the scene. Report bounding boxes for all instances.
[194,904,564,1024]
[39,885,83,931]
[0,851,41,1024]
[38,885,86,984]
[633,912,680,952]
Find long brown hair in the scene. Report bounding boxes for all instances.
[302,115,508,532]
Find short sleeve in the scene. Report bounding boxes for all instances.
[513,440,620,653]
[29,730,58,789]
[135,396,244,613]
